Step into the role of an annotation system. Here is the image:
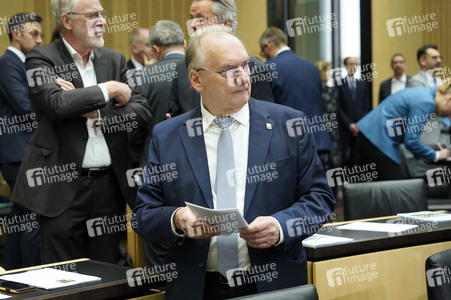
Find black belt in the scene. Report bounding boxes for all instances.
[80,166,112,178]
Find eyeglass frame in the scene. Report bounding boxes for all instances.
[196,60,251,80]
[67,10,107,20]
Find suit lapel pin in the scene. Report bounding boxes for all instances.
[266,123,272,130]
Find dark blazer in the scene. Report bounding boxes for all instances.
[266,50,332,152]
[167,56,275,117]
[126,58,135,70]
[378,75,410,103]
[132,98,335,300]
[337,77,371,134]
[135,52,185,165]
[11,39,152,217]
[0,49,34,164]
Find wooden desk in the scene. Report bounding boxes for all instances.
[0,259,164,299]
[306,215,451,299]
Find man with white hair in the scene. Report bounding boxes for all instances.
[11,0,151,264]
[167,0,274,118]
[133,28,334,299]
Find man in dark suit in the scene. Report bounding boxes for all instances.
[379,53,410,103]
[126,28,155,70]
[133,29,335,300]
[259,27,333,154]
[167,0,274,117]
[336,57,371,167]
[11,0,151,264]
[131,20,186,267]
[0,12,42,269]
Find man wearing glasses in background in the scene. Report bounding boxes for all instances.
[11,0,151,264]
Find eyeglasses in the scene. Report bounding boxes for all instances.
[67,10,107,20]
[430,56,443,60]
[196,61,250,80]
[259,44,268,57]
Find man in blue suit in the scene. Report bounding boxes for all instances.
[133,28,335,299]
[0,12,43,269]
[336,57,371,167]
[259,27,332,154]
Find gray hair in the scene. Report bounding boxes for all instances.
[50,0,81,35]
[129,28,147,45]
[149,20,185,50]
[185,24,239,71]
[193,0,238,31]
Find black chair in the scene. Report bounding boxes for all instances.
[425,248,451,299]
[229,284,318,300]
[343,178,428,220]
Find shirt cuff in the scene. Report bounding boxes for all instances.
[270,216,284,247]
[434,151,440,163]
[171,208,185,237]
[98,83,109,102]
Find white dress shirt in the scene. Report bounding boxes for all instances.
[130,56,144,70]
[391,73,407,95]
[7,46,26,63]
[62,38,111,168]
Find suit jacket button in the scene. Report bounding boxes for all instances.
[198,263,205,271]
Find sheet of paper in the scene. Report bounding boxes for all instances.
[0,295,11,299]
[337,221,417,233]
[302,234,354,248]
[0,268,101,290]
[185,201,248,235]
[398,211,451,222]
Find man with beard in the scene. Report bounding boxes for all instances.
[11,0,151,263]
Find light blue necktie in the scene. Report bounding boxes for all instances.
[213,117,239,277]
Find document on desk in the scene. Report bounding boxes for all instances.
[302,234,354,248]
[0,268,101,290]
[185,201,248,235]
[337,221,417,233]
[398,211,451,222]
[0,295,11,299]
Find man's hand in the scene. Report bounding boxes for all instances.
[174,207,220,239]
[104,81,131,107]
[438,148,451,160]
[56,78,75,91]
[165,113,172,120]
[349,123,360,136]
[240,217,280,249]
